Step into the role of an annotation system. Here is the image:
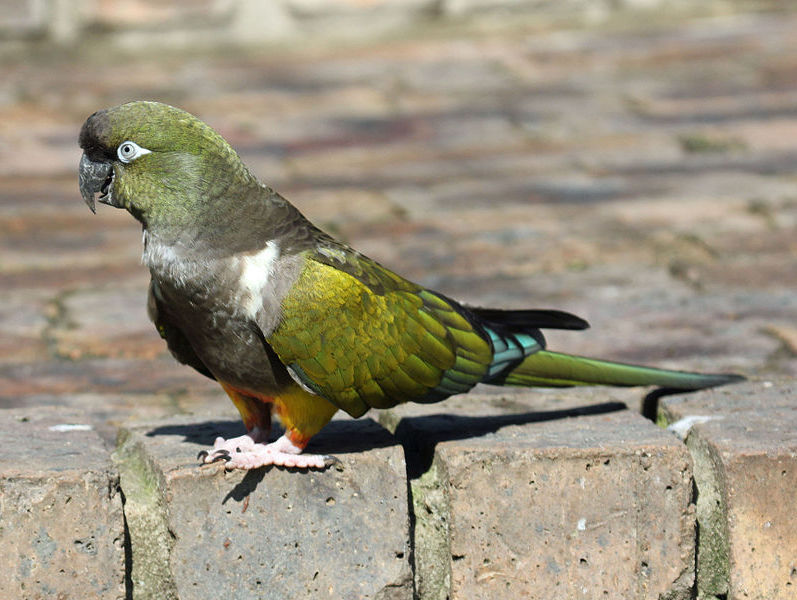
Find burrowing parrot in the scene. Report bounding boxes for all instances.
[78,101,743,470]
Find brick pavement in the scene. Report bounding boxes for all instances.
[1,7,795,599]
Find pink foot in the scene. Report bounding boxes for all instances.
[198,427,265,464]
[200,433,337,470]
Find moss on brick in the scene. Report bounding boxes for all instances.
[113,429,178,600]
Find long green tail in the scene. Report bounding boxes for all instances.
[501,350,744,390]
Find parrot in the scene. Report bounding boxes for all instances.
[78,101,743,470]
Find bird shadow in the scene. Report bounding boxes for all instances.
[641,387,689,421]
[144,417,398,454]
[143,399,628,503]
[392,401,628,479]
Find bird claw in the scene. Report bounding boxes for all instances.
[198,448,232,465]
[324,455,344,470]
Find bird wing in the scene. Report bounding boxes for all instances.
[266,251,493,417]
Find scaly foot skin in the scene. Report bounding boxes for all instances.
[199,433,338,470]
[198,427,264,464]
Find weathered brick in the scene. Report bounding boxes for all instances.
[0,290,51,363]
[660,380,797,600]
[49,285,165,361]
[0,406,125,599]
[381,390,696,600]
[115,415,412,599]
[0,0,47,34]
[93,0,231,27]
[287,0,437,38]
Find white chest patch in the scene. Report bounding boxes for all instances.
[143,230,197,286]
[237,241,281,319]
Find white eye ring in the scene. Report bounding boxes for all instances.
[117,140,151,164]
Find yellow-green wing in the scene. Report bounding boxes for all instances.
[267,254,493,417]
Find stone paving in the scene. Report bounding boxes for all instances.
[1,7,796,600]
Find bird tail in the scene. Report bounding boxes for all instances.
[498,350,744,390]
[470,306,743,391]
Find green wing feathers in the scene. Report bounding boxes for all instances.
[268,256,492,417]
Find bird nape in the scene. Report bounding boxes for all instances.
[78,101,744,470]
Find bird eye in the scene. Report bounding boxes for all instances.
[117,140,151,163]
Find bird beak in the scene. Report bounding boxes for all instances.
[79,153,115,214]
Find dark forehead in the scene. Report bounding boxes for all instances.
[78,109,113,159]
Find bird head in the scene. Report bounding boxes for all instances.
[78,101,252,230]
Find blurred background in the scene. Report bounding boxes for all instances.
[1,0,795,438]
